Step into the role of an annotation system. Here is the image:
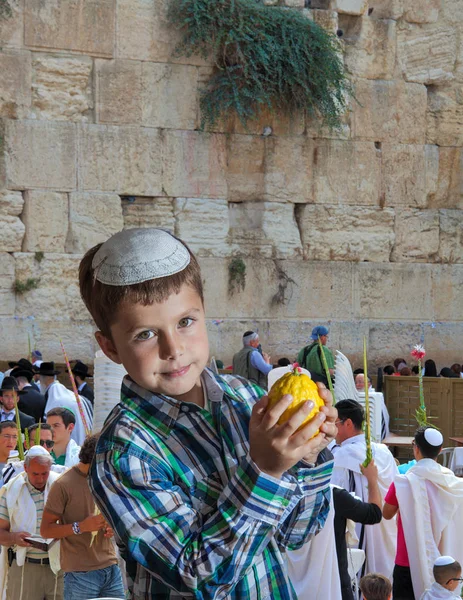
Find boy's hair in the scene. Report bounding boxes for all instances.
[359,573,392,600]
[79,433,100,465]
[28,423,52,437]
[414,426,442,459]
[434,560,461,586]
[336,399,364,430]
[79,237,204,339]
[46,407,76,428]
[0,421,18,434]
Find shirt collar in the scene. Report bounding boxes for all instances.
[1,409,15,418]
[340,433,365,447]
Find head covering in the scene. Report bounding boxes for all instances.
[92,228,191,286]
[311,325,329,341]
[31,350,42,360]
[424,427,444,447]
[10,368,33,382]
[36,362,60,377]
[243,331,258,344]
[72,360,90,378]
[27,445,50,459]
[434,556,457,567]
[0,376,25,396]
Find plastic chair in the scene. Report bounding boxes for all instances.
[438,447,455,469]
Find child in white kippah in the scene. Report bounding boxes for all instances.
[420,557,462,599]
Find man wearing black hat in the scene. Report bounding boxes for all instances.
[9,359,40,392]
[11,368,46,423]
[0,377,35,432]
[72,361,94,405]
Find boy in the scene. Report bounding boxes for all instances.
[359,573,392,600]
[421,557,462,600]
[79,228,337,599]
[46,408,81,467]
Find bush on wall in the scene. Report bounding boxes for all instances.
[169,0,351,130]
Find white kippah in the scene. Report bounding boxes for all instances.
[92,228,191,286]
[27,445,50,458]
[424,427,444,447]
[434,556,456,567]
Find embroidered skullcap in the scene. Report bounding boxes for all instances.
[434,556,457,567]
[92,228,191,286]
[424,427,443,447]
[27,445,50,458]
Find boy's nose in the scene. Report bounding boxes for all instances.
[159,333,184,360]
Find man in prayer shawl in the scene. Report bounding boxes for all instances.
[421,557,462,600]
[331,399,398,580]
[383,427,463,600]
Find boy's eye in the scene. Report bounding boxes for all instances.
[179,317,194,328]
[136,330,155,341]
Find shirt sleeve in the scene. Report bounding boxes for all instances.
[44,479,67,518]
[250,351,273,375]
[384,481,398,506]
[333,487,382,525]
[90,443,327,599]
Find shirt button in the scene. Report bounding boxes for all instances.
[181,405,189,413]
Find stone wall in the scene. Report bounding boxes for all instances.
[0,0,462,369]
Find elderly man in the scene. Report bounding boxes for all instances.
[232,330,272,389]
[297,325,334,385]
[0,445,63,600]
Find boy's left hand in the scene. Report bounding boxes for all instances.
[301,382,337,464]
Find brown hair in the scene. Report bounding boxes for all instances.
[46,407,76,427]
[433,560,461,585]
[79,236,204,339]
[78,433,100,465]
[0,421,18,434]
[359,573,392,600]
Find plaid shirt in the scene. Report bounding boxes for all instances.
[90,369,333,599]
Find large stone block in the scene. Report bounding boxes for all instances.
[0,50,31,119]
[31,55,93,121]
[5,120,76,191]
[333,0,368,15]
[340,16,397,80]
[439,209,463,263]
[391,208,439,262]
[441,0,463,23]
[381,144,429,207]
[432,265,463,321]
[13,253,86,319]
[95,59,143,125]
[0,190,25,252]
[22,190,68,252]
[312,140,381,205]
[367,0,403,19]
[297,205,395,261]
[174,198,234,257]
[66,192,123,254]
[351,79,427,143]
[122,197,175,232]
[397,25,457,85]
[403,0,440,23]
[264,137,313,203]
[78,125,162,196]
[24,0,115,57]
[307,9,338,33]
[0,0,24,47]
[226,136,265,202]
[0,190,23,216]
[427,147,463,209]
[427,85,463,146]
[163,131,227,198]
[0,253,15,316]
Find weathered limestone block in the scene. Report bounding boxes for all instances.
[397,25,457,85]
[307,9,338,33]
[22,190,68,252]
[333,0,368,15]
[283,0,305,6]
[0,253,15,316]
[351,80,427,143]
[163,131,227,198]
[226,136,265,202]
[66,192,123,254]
[432,265,463,321]
[427,85,463,146]
[441,0,463,23]
[391,208,439,262]
[439,209,463,263]
[341,16,397,80]
[174,198,234,258]
[5,120,76,191]
[297,205,395,261]
[264,137,313,203]
[0,0,23,47]
[0,191,25,252]
[25,0,115,57]
[78,125,162,196]
[95,59,143,125]
[367,0,403,19]
[141,63,198,130]
[381,144,429,207]
[0,51,31,119]
[427,147,462,209]
[403,0,440,23]
[13,253,86,319]
[31,55,93,121]
[312,140,381,205]
[229,202,303,259]
[122,197,175,232]
[224,105,305,137]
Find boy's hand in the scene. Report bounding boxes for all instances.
[249,394,328,479]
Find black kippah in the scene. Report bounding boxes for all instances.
[243,330,255,337]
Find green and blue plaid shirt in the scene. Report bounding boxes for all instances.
[90,369,333,599]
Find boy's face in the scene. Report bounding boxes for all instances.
[97,284,210,402]
[445,569,462,591]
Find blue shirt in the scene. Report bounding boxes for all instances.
[250,350,273,375]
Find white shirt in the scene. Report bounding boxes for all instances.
[421,582,461,599]
[0,409,15,422]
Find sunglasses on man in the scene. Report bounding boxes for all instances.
[38,439,55,449]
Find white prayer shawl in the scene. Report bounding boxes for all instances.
[395,459,463,600]
[331,435,398,578]
[420,582,461,600]
[44,381,93,445]
[286,486,342,600]
[0,471,61,596]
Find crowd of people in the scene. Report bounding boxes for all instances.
[0,226,462,600]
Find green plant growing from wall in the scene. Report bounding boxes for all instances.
[34,251,44,263]
[0,0,12,19]
[228,258,246,296]
[169,0,351,130]
[271,261,297,307]
[13,278,40,295]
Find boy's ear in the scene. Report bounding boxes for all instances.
[95,331,122,365]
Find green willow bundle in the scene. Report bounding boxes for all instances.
[13,391,25,461]
[169,0,351,129]
[362,337,372,468]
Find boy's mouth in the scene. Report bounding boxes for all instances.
[162,365,191,378]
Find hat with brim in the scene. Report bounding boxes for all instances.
[0,376,26,396]
[71,360,91,378]
[36,362,61,377]
[10,368,34,383]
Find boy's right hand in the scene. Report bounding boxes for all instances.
[249,394,327,479]
[80,514,107,533]
[360,459,378,484]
